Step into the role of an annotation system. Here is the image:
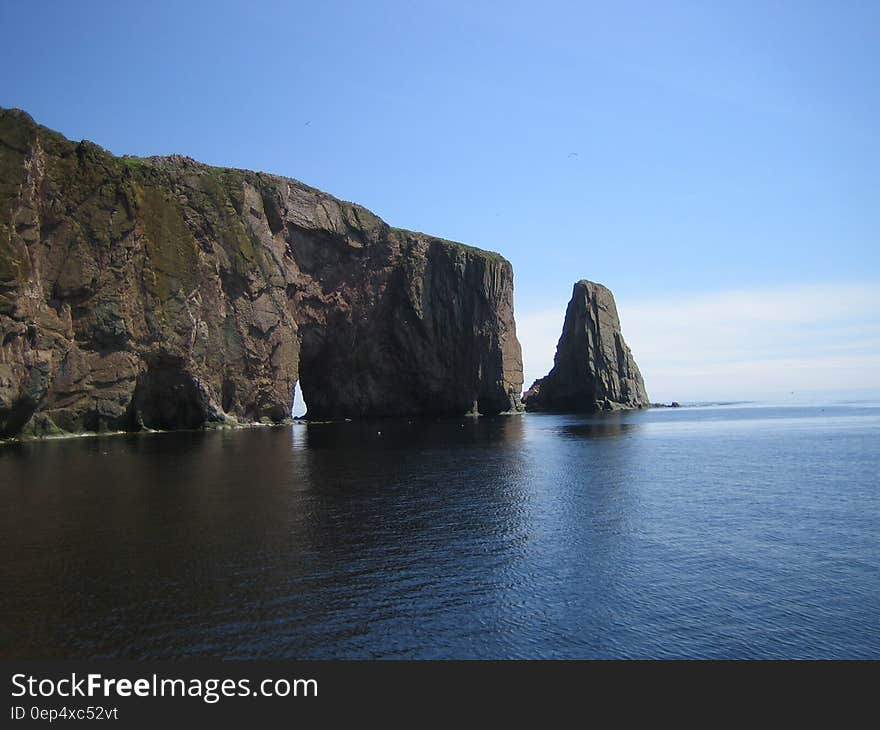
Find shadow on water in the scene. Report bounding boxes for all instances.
[0,418,535,659]
[558,420,640,439]
[298,414,526,450]
[273,415,537,658]
[0,429,314,658]
[519,410,644,442]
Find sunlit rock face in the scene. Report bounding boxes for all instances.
[0,108,523,438]
[523,280,648,413]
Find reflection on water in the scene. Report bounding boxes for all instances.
[1,405,878,659]
[558,419,639,439]
[298,414,526,450]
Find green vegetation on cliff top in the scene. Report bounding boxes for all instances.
[392,226,508,266]
[0,107,510,281]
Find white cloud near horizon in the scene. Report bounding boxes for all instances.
[516,282,880,403]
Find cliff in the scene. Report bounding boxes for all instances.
[0,108,523,438]
[523,280,648,412]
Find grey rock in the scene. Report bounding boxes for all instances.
[523,280,648,412]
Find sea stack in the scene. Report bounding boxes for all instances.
[0,108,523,438]
[523,280,648,412]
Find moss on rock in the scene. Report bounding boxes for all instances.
[135,184,200,302]
[197,169,264,277]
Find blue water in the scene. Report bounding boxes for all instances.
[1,403,878,659]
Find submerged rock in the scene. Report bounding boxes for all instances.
[0,108,523,438]
[523,280,648,412]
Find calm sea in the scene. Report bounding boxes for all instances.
[1,403,878,659]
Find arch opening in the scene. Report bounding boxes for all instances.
[291,381,308,418]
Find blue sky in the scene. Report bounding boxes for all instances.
[2,1,877,401]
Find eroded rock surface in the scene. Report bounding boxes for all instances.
[523,280,648,412]
[0,108,523,438]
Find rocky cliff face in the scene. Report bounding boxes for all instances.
[0,109,523,438]
[523,280,648,412]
